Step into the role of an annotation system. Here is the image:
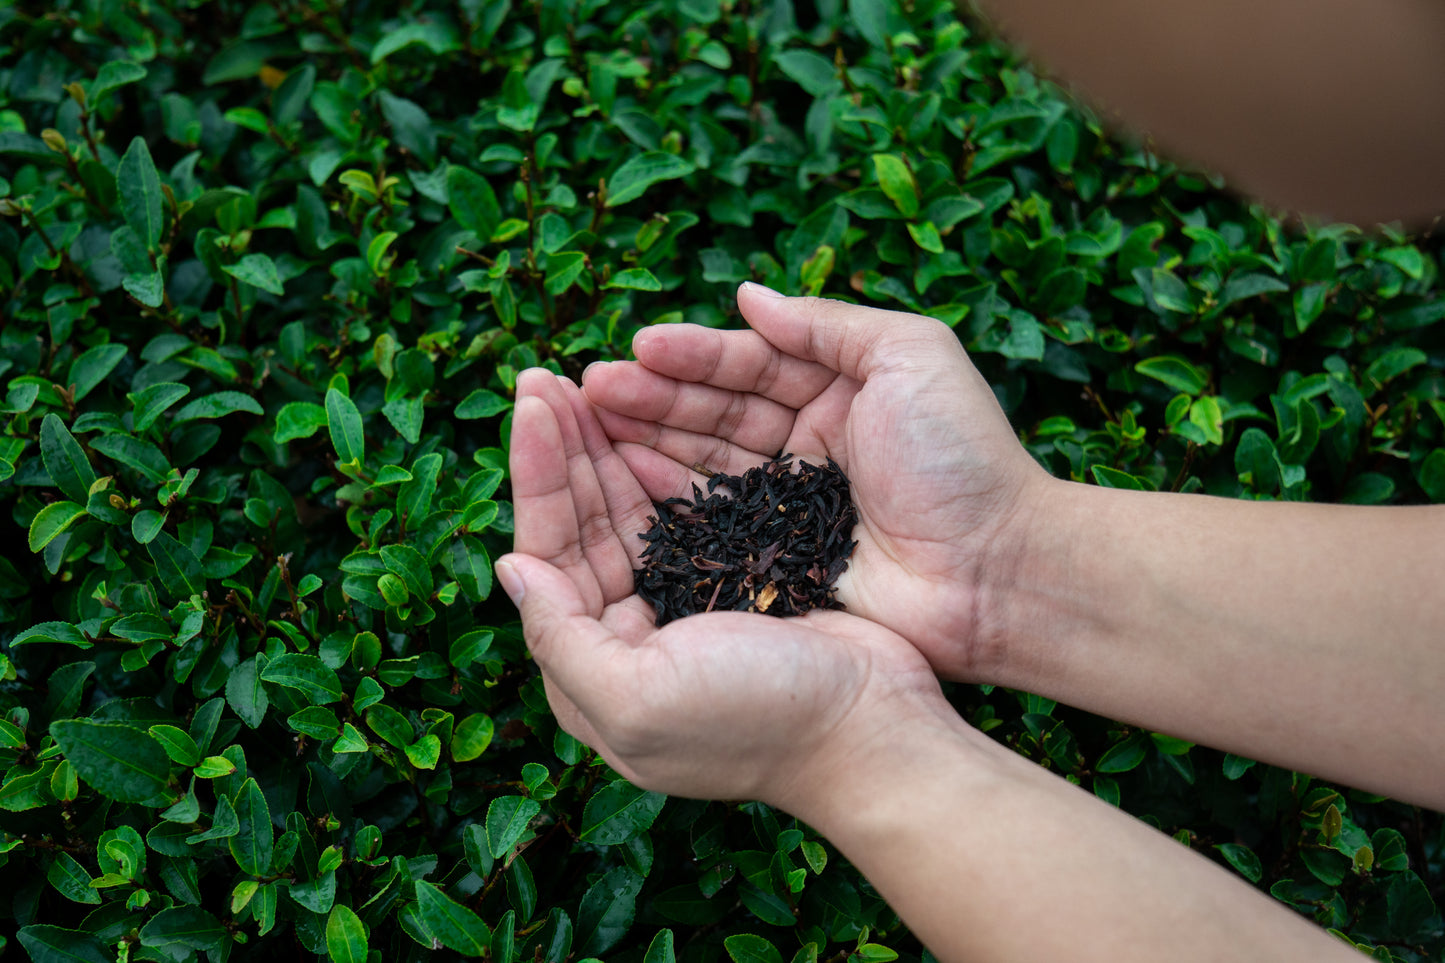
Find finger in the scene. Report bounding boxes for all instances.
[517,369,636,604]
[509,390,606,613]
[627,325,839,410]
[593,405,775,474]
[499,553,652,732]
[583,360,800,455]
[556,378,657,569]
[735,282,966,383]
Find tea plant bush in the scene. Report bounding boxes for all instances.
[1,0,1442,960]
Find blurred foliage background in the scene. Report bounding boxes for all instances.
[0,0,1441,959]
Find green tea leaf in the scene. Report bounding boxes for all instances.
[604,267,662,291]
[326,388,365,467]
[872,154,918,218]
[448,166,502,241]
[40,414,98,504]
[118,136,165,248]
[451,713,495,762]
[67,343,127,402]
[275,401,328,444]
[147,532,205,599]
[28,501,87,552]
[230,777,273,875]
[261,653,343,704]
[130,382,191,432]
[46,852,102,904]
[415,880,491,956]
[577,866,644,956]
[326,904,370,963]
[147,724,202,767]
[18,925,112,963]
[486,795,542,859]
[50,720,170,804]
[1135,355,1207,395]
[172,391,263,423]
[581,780,667,845]
[606,152,697,208]
[223,253,285,295]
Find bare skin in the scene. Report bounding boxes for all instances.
[500,351,1361,962]
[579,286,1445,809]
[502,7,1445,953]
[970,0,1445,225]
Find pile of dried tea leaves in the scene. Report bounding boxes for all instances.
[634,454,858,626]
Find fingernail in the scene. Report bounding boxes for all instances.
[741,281,786,298]
[581,361,604,383]
[496,559,525,604]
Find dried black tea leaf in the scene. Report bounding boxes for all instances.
[633,454,858,627]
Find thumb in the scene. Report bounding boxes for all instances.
[496,553,623,695]
[735,282,962,383]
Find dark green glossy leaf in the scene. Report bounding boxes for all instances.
[41,414,98,503]
[50,720,170,805]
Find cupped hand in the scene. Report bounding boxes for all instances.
[580,285,1052,681]
[498,368,945,803]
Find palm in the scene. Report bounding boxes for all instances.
[506,367,940,801]
[583,290,1046,678]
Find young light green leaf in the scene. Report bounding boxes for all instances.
[404,734,441,769]
[1135,355,1208,395]
[40,414,98,504]
[50,720,171,805]
[118,136,165,248]
[485,795,542,859]
[451,713,494,762]
[326,904,370,963]
[147,725,202,767]
[28,501,87,552]
[872,154,918,218]
[603,268,662,291]
[326,388,365,466]
[274,401,328,444]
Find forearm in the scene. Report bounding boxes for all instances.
[776,699,1352,963]
[974,0,1445,223]
[995,481,1445,808]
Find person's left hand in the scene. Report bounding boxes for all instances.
[497,368,947,803]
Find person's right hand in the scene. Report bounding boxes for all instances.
[581,284,1053,681]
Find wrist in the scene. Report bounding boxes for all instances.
[972,475,1114,692]
[764,681,999,830]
